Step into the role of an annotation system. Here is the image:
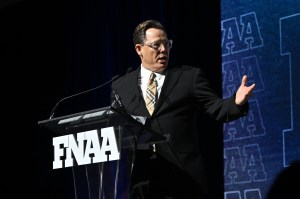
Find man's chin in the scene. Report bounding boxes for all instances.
[156,63,168,72]
[158,60,168,66]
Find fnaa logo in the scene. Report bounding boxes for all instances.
[52,126,120,169]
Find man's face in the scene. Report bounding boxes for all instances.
[135,28,171,73]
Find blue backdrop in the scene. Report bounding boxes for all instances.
[221,1,300,198]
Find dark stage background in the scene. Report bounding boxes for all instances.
[27,0,300,198]
[35,0,223,198]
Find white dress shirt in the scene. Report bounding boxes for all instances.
[140,65,165,102]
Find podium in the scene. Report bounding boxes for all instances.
[38,106,167,199]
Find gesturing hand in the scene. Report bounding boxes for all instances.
[235,75,256,106]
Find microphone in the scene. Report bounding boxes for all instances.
[111,67,133,108]
[110,67,142,121]
[109,67,167,143]
[49,75,119,119]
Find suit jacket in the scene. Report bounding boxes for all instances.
[112,65,248,193]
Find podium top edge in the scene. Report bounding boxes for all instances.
[38,106,112,126]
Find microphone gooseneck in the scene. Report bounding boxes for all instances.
[111,67,133,109]
[49,75,119,119]
[110,67,167,143]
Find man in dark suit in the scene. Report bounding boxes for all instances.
[112,20,255,199]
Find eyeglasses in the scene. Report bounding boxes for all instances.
[142,39,173,51]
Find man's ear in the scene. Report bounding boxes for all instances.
[135,45,142,56]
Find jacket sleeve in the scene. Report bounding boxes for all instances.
[193,67,249,123]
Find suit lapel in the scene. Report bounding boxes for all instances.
[152,67,182,116]
[126,67,182,117]
[126,68,150,117]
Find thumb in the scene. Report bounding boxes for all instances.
[241,75,247,86]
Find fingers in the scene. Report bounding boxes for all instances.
[241,75,247,86]
[249,83,256,94]
[250,83,256,89]
[248,83,256,96]
[241,75,256,89]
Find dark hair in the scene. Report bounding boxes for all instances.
[133,20,167,46]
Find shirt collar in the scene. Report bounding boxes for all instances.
[141,65,165,80]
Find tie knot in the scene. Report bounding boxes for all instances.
[148,73,156,84]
